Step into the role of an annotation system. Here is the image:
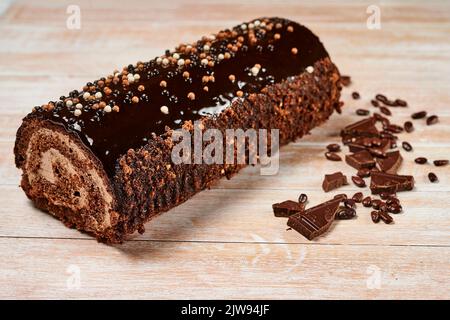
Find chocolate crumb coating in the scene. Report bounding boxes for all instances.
[14,17,342,243]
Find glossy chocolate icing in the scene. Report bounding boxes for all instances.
[30,17,329,176]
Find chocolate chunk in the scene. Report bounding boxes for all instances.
[351,175,366,188]
[370,171,414,194]
[287,198,341,240]
[357,168,371,178]
[362,196,372,207]
[326,143,341,152]
[428,172,438,183]
[322,172,348,192]
[426,115,439,125]
[272,200,305,217]
[335,206,356,220]
[325,152,342,161]
[298,193,308,204]
[376,150,403,174]
[341,117,379,140]
[411,111,427,119]
[433,160,448,167]
[345,150,376,170]
[415,157,427,164]
[369,148,387,158]
[334,193,347,201]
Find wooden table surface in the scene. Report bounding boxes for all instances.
[0,0,449,299]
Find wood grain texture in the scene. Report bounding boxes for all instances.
[0,0,449,299]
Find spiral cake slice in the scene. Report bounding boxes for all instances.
[14,17,342,243]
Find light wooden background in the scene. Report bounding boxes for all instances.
[0,0,449,299]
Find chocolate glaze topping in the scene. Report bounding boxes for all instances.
[29,17,329,176]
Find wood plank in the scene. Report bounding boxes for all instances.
[0,238,448,299]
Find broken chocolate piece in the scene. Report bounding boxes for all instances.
[322,172,348,192]
[345,150,376,170]
[341,117,379,141]
[370,171,414,194]
[376,150,403,174]
[272,200,305,218]
[287,198,341,240]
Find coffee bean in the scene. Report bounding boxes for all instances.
[341,75,352,87]
[375,94,388,103]
[433,160,448,167]
[344,199,356,209]
[371,199,382,210]
[352,176,366,188]
[352,192,364,203]
[298,193,308,204]
[426,115,439,125]
[379,202,388,212]
[414,157,427,164]
[357,168,371,178]
[411,111,427,119]
[334,193,347,201]
[404,121,414,133]
[371,211,381,223]
[379,211,394,224]
[336,207,356,220]
[371,100,380,107]
[326,143,341,152]
[402,141,413,152]
[394,99,407,107]
[380,193,391,200]
[352,92,360,99]
[428,172,438,183]
[356,108,370,116]
[387,204,402,214]
[386,197,400,206]
[362,196,372,207]
[383,99,397,107]
[325,152,342,161]
[380,106,392,116]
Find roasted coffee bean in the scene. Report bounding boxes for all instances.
[334,193,348,201]
[375,94,388,103]
[394,99,407,107]
[415,157,427,164]
[386,197,400,206]
[380,106,392,116]
[352,192,364,203]
[428,172,438,183]
[344,199,356,209]
[356,108,370,116]
[371,199,382,210]
[411,111,427,119]
[362,196,372,207]
[352,92,360,99]
[335,207,356,220]
[402,141,413,152]
[379,193,391,200]
[351,176,366,188]
[387,204,402,214]
[433,160,448,167]
[379,211,394,224]
[325,152,342,161]
[341,75,351,87]
[373,112,385,122]
[326,143,341,152]
[404,121,414,133]
[379,202,388,212]
[371,211,381,223]
[371,100,380,107]
[383,99,397,107]
[357,168,371,178]
[426,115,439,125]
[387,124,403,133]
[298,193,308,204]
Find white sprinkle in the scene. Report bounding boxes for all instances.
[248,23,255,29]
[177,59,185,66]
[251,66,260,76]
[162,58,169,66]
[203,44,210,52]
[160,105,169,114]
[260,22,266,27]
[134,74,140,80]
[240,24,247,30]
[254,20,261,27]
[127,74,135,83]
[173,53,180,60]
[201,58,208,65]
[95,92,102,99]
[75,103,83,110]
[104,105,112,113]
[218,53,224,60]
[156,57,162,64]
[186,45,192,50]
[66,100,73,107]
[82,92,90,100]
[306,66,314,73]
[74,109,82,117]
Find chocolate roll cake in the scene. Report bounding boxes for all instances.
[14,17,342,243]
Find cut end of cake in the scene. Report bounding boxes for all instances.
[14,117,123,243]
